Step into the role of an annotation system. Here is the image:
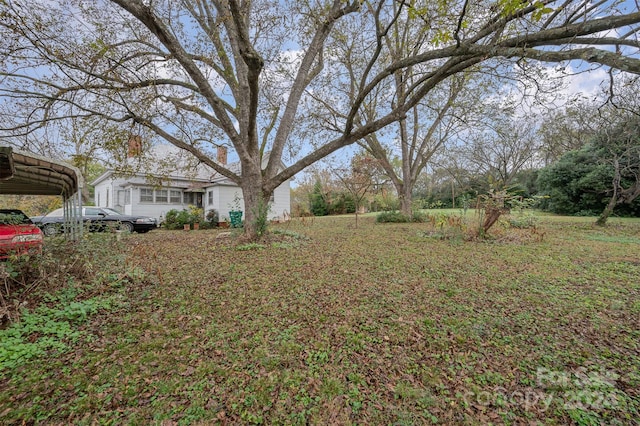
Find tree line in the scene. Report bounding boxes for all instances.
[294,78,640,225]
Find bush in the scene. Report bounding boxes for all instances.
[411,210,428,223]
[163,206,203,230]
[376,211,407,223]
[376,211,411,223]
[206,209,219,227]
[310,181,328,216]
[327,192,355,215]
[376,210,429,223]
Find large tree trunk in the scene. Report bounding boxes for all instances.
[399,183,412,217]
[241,185,272,241]
[239,159,267,241]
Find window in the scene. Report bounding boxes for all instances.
[124,189,131,205]
[97,193,100,206]
[208,191,213,206]
[183,192,203,207]
[170,190,181,204]
[270,192,275,203]
[139,188,180,203]
[106,189,109,207]
[140,188,153,202]
[156,189,168,203]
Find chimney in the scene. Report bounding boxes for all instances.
[127,135,142,157]
[217,146,227,165]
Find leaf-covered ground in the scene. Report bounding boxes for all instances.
[1,214,639,425]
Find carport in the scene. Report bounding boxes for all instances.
[0,147,84,239]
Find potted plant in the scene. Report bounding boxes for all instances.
[188,205,203,230]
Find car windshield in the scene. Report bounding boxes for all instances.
[43,208,66,217]
[0,210,32,225]
[101,208,124,216]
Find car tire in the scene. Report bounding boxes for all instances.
[119,222,135,233]
[42,223,59,236]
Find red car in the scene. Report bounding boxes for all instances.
[0,209,44,259]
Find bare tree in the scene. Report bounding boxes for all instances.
[361,74,474,216]
[318,1,490,217]
[332,153,382,228]
[1,0,640,240]
[465,112,541,187]
[539,102,602,165]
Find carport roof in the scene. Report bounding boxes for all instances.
[0,147,83,200]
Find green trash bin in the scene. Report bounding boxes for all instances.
[229,211,243,228]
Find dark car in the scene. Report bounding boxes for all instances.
[31,207,157,236]
[0,209,44,259]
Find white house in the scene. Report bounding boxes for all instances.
[91,143,291,224]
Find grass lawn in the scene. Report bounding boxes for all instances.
[1,212,639,424]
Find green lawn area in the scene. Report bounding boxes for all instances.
[1,212,639,424]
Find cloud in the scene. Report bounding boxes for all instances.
[545,65,609,103]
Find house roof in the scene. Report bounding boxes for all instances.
[0,147,83,200]
[90,145,289,188]
[91,170,212,187]
[184,182,209,192]
[92,144,223,186]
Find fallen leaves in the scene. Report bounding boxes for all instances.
[1,217,639,424]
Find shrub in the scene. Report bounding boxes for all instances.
[376,211,411,223]
[411,210,428,223]
[310,181,328,216]
[371,193,399,212]
[163,207,203,230]
[206,209,219,227]
[376,210,430,223]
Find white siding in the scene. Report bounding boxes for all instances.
[93,180,113,209]
[94,176,128,211]
[270,180,291,221]
[216,186,244,222]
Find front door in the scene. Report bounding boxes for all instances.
[184,192,203,208]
